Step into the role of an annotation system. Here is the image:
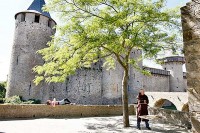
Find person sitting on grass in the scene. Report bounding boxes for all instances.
[46,98,75,106]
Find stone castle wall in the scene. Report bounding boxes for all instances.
[65,62,103,105]
[162,62,185,92]
[6,11,188,105]
[143,74,170,92]
[61,49,143,105]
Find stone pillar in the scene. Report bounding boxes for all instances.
[181,0,200,132]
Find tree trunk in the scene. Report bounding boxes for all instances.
[122,68,130,127]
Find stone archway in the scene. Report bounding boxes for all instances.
[154,98,177,110]
[154,98,165,108]
[181,103,189,112]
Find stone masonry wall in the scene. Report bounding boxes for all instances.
[181,0,200,132]
[6,12,56,102]
[65,62,103,105]
[143,74,170,92]
[0,104,135,119]
[162,62,185,92]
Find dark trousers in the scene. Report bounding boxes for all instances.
[137,117,149,128]
[64,98,71,104]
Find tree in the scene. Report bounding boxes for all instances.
[34,0,180,127]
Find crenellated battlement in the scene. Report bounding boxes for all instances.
[15,11,56,30]
[143,67,170,76]
[159,56,185,64]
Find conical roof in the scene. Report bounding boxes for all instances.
[27,0,51,18]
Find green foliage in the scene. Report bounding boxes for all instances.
[28,99,41,104]
[34,0,181,84]
[0,82,6,103]
[4,95,23,104]
[4,95,41,105]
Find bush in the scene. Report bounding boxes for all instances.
[4,95,41,105]
[0,82,6,103]
[4,95,23,104]
[27,99,41,104]
[0,98,4,103]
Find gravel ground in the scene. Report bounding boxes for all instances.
[0,116,191,133]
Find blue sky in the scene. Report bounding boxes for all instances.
[0,0,190,81]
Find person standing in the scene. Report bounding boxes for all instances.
[136,89,151,130]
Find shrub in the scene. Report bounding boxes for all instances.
[27,99,41,104]
[0,82,6,103]
[0,98,4,103]
[4,96,41,104]
[4,95,23,104]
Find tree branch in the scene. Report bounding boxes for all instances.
[63,0,104,19]
[101,46,126,69]
[100,2,118,13]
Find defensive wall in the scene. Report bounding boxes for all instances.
[0,104,135,119]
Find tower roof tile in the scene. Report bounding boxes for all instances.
[27,0,51,18]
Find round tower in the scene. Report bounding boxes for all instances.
[6,0,56,101]
[160,56,185,92]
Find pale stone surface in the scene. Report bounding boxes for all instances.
[181,0,200,132]
[0,105,135,119]
[149,107,191,129]
[0,116,190,133]
[146,92,188,111]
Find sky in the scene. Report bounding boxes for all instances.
[0,0,190,81]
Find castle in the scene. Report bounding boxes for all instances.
[6,0,187,104]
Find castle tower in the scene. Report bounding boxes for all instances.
[161,56,185,92]
[128,49,143,103]
[6,0,56,101]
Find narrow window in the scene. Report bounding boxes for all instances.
[48,20,51,27]
[34,15,40,23]
[29,81,31,96]
[21,13,25,22]
[52,85,55,92]
[16,56,19,65]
